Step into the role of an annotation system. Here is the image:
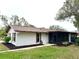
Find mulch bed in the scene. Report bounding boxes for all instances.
[2,43,43,50]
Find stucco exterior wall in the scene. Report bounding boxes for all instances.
[8,28,16,45]
[8,29,49,46]
[15,32,49,46]
[15,32,37,46]
[8,28,16,34]
[41,33,48,44]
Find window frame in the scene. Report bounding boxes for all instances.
[36,33,41,43]
[12,33,16,42]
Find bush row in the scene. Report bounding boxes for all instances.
[75,37,79,46]
[3,36,11,43]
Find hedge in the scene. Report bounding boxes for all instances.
[4,36,11,43]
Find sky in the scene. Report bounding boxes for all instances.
[0,0,77,31]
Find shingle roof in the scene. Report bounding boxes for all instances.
[49,30,77,33]
[11,25,49,33]
[10,25,77,34]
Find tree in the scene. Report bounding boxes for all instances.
[0,28,6,37]
[0,27,6,40]
[0,15,8,26]
[50,25,65,30]
[56,0,79,30]
[10,15,20,25]
[0,15,36,32]
[19,17,29,26]
[0,15,10,33]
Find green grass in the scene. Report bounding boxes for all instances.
[0,45,79,59]
[0,43,9,51]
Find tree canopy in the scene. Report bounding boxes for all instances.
[0,15,35,37]
[56,0,79,30]
[49,25,65,31]
[0,28,6,37]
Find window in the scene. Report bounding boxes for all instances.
[12,33,16,42]
[36,33,41,42]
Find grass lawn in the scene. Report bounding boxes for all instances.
[0,37,10,51]
[0,45,79,59]
[0,43,9,51]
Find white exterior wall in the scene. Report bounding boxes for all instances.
[15,32,37,46]
[14,32,49,46]
[8,28,16,45]
[41,33,49,44]
[69,33,71,43]
[8,29,15,33]
[8,28,49,46]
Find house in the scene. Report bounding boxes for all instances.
[8,25,77,46]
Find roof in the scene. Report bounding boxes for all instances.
[11,25,49,33]
[10,25,77,33]
[49,30,77,34]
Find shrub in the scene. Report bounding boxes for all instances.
[4,36,11,43]
[75,37,79,46]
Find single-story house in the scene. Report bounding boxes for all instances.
[8,25,77,46]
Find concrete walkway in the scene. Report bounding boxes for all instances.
[0,44,55,53]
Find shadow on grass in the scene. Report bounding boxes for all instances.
[52,42,73,47]
[51,42,74,47]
